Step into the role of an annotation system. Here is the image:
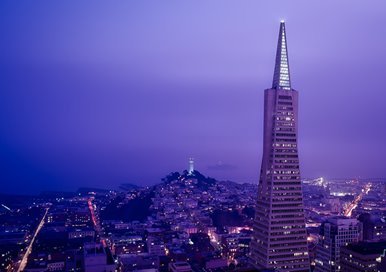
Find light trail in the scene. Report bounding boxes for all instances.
[88,198,106,247]
[344,183,371,217]
[17,208,49,272]
[88,199,97,227]
[1,204,12,211]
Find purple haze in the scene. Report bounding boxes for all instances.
[1,1,386,194]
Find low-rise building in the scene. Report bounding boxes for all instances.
[168,261,192,272]
[340,241,386,272]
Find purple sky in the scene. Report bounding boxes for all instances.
[1,1,386,194]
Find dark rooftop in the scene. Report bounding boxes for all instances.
[345,241,386,255]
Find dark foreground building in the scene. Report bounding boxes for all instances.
[314,217,362,272]
[340,241,386,272]
[250,21,310,272]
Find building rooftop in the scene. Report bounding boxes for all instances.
[345,241,386,255]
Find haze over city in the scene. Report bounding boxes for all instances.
[1,2,386,272]
[1,1,386,194]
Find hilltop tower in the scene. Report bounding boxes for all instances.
[188,158,194,174]
[250,21,310,272]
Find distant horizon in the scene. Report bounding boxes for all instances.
[1,165,384,196]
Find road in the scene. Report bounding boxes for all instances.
[17,208,49,272]
[344,183,371,217]
[87,198,106,247]
[88,199,98,228]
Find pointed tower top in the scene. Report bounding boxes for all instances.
[272,21,291,90]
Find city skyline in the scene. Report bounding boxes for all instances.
[1,1,386,195]
[1,3,386,272]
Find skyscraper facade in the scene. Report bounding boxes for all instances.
[250,22,310,272]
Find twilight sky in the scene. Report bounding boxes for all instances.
[1,1,386,194]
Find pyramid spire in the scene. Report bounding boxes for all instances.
[272,21,291,90]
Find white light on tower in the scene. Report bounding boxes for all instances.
[188,158,194,174]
